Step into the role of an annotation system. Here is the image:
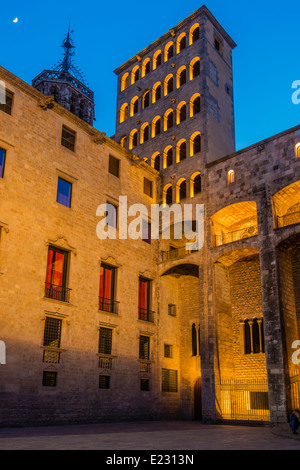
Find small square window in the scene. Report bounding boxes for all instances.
[42,371,57,387]
[164,344,173,358]
[214,35,223,55]
[109,155,120,178]
[99,375,110,389]
[144,178,153,198]
[57,178,72,208]
[141,379,150,391]
[61,125,76,151]
[0,90,13,115]
[0,148,6,178]
[168,304,177,317]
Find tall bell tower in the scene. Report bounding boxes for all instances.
[32,27,95,126]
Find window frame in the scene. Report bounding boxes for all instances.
[61,125,76,152]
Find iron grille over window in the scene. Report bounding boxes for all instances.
[139,335,150,360]
[162,369,178,392]
[42,371,57,387]
[140,379,150,391]
[168,304,176,316]
[0,90,13,115]
[99,375,110,389]
[99,264,118,313]
[61,125,76,151]
[43,317,62,348]
[109,155,120,178]
[99,327,112,355]
[164,344,173,358]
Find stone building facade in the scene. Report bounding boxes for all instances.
[0,5,300,427]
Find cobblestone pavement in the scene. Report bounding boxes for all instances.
[0,421,299,450]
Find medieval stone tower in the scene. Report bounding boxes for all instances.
[113,5,236,203]
[32,28,95,126]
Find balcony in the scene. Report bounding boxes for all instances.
[44,283,71,303]
[213,225,258,247]
[161,243,199,262]
[99,297,120,314]
[138,307,155,323]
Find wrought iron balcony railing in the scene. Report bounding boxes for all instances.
[276,211,300,229]
[44,283,71,303]
[138,307,155,323]
[213,225,258,247]
[99,297,120,314]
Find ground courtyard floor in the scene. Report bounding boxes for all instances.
[0,420,299,450]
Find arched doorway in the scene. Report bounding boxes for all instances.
[194,377,202,420]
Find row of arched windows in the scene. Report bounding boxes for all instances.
[120,23,200,91]
[163,172,202,205]
[119,59,201,123]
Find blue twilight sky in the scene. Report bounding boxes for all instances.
[1,0,299,151]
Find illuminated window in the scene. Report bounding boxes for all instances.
[176,178,187,202]
[190,93,201,117]
[99,264,117,313]
[120,103,128,123]
[152,82,162,103]
[295,143,300,159]
[190,132,201,156]
[215,34,223,55]
[163,185,173,205]
[190,57,200,80]
[142,90,150,109]
[140,123,149,144]
[152,153,161,171]
[139,277,153,320]
[45,246,70,302]
[153,50,162,69]
[190,172,201,197]
[176,139,187,162]
[176,102,186,124]
[163,146,173,168]
[120,136,127,149]
[131,66,140,84]
[243,318,264,355]
[164,109,174,131]
[152,116,161,137]
[164,74,174,95]
[177,33,186,53]
[130,97,139,116]
[162,369,178,392]
[189,24,200,44]
[142,58,151,77]
[177,66,187,88]
[129,129,138,149]
[164,42,174,61]
[227,169,235,184]
[121,72,129,91]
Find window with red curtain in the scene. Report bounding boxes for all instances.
[138,277,150,320]
[45,247,68,300]
[99,264,115,312]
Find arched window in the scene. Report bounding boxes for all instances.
[177,102,186,124]
[130,97,139,117]
[142,90,150,109]
[120,136,127,149]
[192,324,197,356]
[190,132,201,156]
[120,103,128,123]
[129,129,138,149]
[190,172,201,197]
[152,153,161,171]
[152,82,162,103]
[227,169,235,184]
[152,116,161,137]
[164,185,173,205]
[164,41,174,61]
[177,33,187,54]
[131,66,140,84]
[295,143,300,159]
[190,93,201,117]
[164,109,174,131]
[177,179,187,202]
[189,24,200,44]
[164,74,174,95]
[177,66,187,88]
[244,320,251,355]
[163,146,173,168]
[140,123,149,144]
[142,58,151,77]
[153,50,162,69]
[121,72,129,91]
[243,318,265,355]
[190,57,200,80]
[176,139,187,162]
